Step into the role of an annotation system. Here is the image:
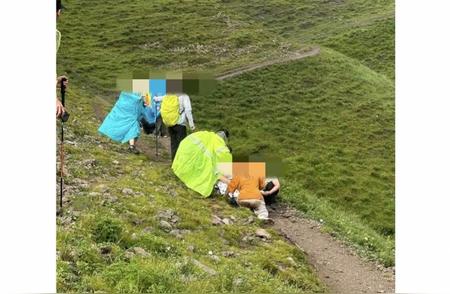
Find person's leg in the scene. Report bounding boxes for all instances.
[171,125,186,160]
[254,199,269,220]
[128,138,140,154]
[168,126,176,160]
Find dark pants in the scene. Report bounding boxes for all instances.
[168,124,187,160]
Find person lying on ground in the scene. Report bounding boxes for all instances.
[226,175,273,222]
[261,177,280,205]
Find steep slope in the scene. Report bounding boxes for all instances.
[56,86,325,293]
[193,48,394,265]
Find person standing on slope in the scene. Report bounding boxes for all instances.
[159,93,195,160]
[56,0,69,118]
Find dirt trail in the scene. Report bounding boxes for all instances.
[92,50,395,293]
[268,203,395,293]
[216,47,320,80]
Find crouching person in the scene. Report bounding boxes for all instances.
[226,176,272,222]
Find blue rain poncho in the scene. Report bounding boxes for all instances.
[98,92,144,143]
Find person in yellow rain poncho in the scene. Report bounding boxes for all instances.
[172,130,232,197]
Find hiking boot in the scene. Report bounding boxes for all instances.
[128,145,140,154]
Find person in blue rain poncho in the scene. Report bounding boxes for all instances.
[98,92,146,154]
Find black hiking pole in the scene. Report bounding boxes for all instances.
[156,133,158,159]
[59,77,68,214]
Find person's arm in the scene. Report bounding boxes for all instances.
[262,178,280,195]
[153,95,164,102]
[182,95,195,130]
[258,177,266,190]
[226,177,239,194]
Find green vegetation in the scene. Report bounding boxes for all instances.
[57,0,395,287]
[194,48,395,265]
[57,87,325,292]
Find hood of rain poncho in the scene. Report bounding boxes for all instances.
[98,91,144,143]
[172,131,232,197]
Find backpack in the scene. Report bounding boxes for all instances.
[160,95,180,127]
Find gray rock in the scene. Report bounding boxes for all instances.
[143,227,153,234]
[211,215,223,226]
[243,216,255,225]
[132,247,150,257]
[124,251,135,260]
[157,209,175,221]
[169,229,183,239]
[222,218,232,225]
[159,220,173,232]
[88,192,101,196]
[187,245,195,252]
[112,160,119,165]
[255,228,271,239]
[191,259,217,275]
[122,188,134,195]
[210,255,220,263]
[222,251,236,258]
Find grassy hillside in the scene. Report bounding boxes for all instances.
[57,86,324,293]
[324,18,395,80]
[57,0,395,269]
[193,48,395,265]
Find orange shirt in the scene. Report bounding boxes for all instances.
[227,176,265,201]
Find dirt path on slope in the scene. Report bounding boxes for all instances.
[216,47,320,80]
[268,203,395,294]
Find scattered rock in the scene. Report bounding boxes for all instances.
[222,251,236,258]
[209,255,220,263]
[95,184,109,193]
[191,259,217,275]
[242,235,256,243]
[243,216,255,225]
[124,251,135,260]
[122,188,134,195]
[104,195,118,204]
[211,215,223,226]
[143,227,153,234]
[131,233,138,240]
[255,228,271,240]
[83,159,97,169]
[112,160,119,165]
[169,229,183,239]
[131,247,150,257]
[229,216,236,221]
[187,245,195,252]
[222,218,232,225]
[88,192,101,197]
[159,220,173,232]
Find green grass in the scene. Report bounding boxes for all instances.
[57,0,395,274]
[57,86,325,292]
[324,18,395,80]
[193,48,395,265]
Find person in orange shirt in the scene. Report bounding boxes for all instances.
[226,176,272,221]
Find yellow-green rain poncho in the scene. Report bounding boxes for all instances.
[172,131,232,197]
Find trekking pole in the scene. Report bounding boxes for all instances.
[156,133,159,158]
[59,77,67,213]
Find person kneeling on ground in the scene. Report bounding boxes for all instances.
[226,175,273,222]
